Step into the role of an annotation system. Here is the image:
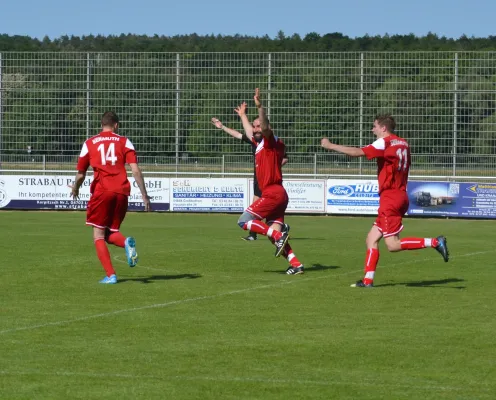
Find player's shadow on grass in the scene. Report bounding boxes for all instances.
[264,264,340,274]
[119,273,201,284]
[375,278,465,289]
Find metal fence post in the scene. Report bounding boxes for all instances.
[176,53,180,170]
[453,53,458,178]
[0,52,3,168]
[86,53,91,139]
[267,53,272,119]
[359,52,364,175]
[222,154,225,178]
[314,153,317,178]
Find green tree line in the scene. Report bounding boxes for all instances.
[2,32,496,52]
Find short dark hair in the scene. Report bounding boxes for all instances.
[375,114,396,132]
[101,111,119,127]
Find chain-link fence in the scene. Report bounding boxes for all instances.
[1,52,495,177]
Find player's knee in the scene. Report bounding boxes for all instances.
[384,238,401,252]
[237,212,255,229]
[93,229,106,242]
[385,242,395,252]
[237,220,246,229]
[365,236,376,248]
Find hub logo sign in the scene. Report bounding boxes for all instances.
[326,179,379,215]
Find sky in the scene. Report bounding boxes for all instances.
[1,0,494,40]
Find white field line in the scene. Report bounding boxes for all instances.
[0,250,490,336]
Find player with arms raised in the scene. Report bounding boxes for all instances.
[236,89,304,275]
[321,114,449,287]
[71,111,151,284]
[211,101,289,241]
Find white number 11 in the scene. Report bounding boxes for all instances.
[396,148,408,171]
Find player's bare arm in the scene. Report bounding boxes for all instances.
[129,163,152,212]
[234,102,254,140]
[211,117,244,140]
[321,138,365,157]
[70,170,86,199]
[254,88,272,138]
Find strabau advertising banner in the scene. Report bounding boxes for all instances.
[170,178,248,212]
[326,179,380,215]
[0,176,170,211]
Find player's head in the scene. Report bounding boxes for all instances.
[252,118,270,143]
[101,111,119,132]
[372,114,395,138]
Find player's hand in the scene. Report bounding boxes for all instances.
[211,118,223,129]
[234,102,247,116]
[321,138,334,150]
[143,195,152,212]
[254,88,262,108]
[68,185,79,200]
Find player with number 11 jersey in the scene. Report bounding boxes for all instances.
[321,114,449,288]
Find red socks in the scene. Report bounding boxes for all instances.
[94,239,115,277]
[267,237,302,267]
[285,243,302,267]
[363,248,379,285]
[363,238,440,285]
[400,237,439,250]
[244,221,282,240]
[107,232,126,248]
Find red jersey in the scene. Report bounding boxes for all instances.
[361,134,410,194]
[76,131,137,196]
[253,134,286,193]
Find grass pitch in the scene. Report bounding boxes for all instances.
[0,212,494,399]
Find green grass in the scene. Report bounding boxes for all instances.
[0,212,495,399]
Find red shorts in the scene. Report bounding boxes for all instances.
[86,190,128,232]
[374,190,409,237]
[246,184,288,225]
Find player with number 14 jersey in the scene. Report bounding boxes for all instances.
[71,111,151,284]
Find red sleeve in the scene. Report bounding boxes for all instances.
[76,142,90,172]
[124,138,138,164]
[361,138,385,160]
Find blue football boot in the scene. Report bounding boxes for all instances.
[125,237,138,267]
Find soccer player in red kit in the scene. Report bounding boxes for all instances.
[237,89,304,275]
[212,101,289,241]
[321,114,449,287]
[71,111,151,284]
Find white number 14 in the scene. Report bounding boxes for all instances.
[396,148,409,171]
[98,143,118,166]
